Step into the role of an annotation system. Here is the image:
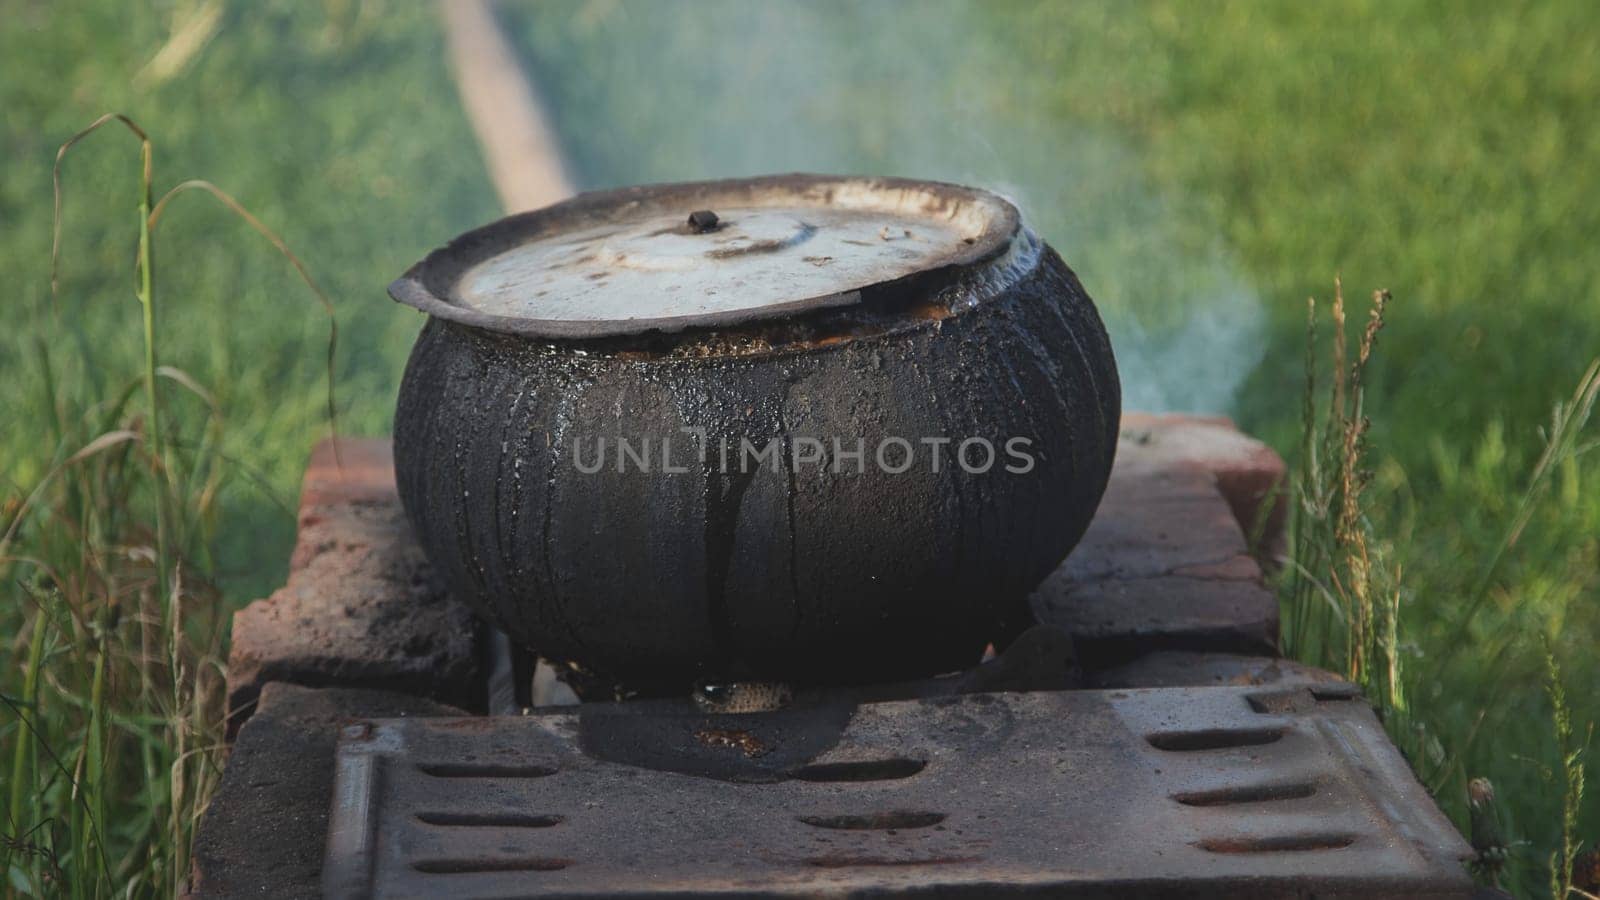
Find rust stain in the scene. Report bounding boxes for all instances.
[429,717,498,733]
[694,727,770,758]
[907,301,955,322]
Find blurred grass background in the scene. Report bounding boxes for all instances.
[2,0,1598,896]
[0,0,498,601]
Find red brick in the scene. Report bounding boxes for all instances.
[297,436,401,509]
[1035,575,1277,668]
[1056,466,1252,584]
[1119,412,1288,554]
[1032,418,1281,669]
[226,439,481,734]
[289,438,409,571]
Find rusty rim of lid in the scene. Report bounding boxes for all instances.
[390,174,1022,340]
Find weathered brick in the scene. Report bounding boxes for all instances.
[298,436,405,513]
[1120,412,1288,553]
[1053,466,1252,584]
[1041,576,1278,668]
[1091,650,1343,690]
[226,438,481,734]
[1032,421,1281,670]
[193,683,465,899]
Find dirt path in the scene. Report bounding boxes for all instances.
[439,0,574,212]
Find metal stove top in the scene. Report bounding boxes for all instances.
[322,680,1471,898]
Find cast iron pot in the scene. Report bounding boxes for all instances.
[390,175,1119,690]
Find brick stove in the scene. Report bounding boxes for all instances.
[190,416,1475,898]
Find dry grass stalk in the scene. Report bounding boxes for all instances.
[2,113,338,898]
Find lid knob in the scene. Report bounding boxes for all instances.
[687,209,720,233]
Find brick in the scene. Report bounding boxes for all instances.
[1090,650,1344,690]
[1120,412,1288,554]
[1054,466,1253,584]
[226,438,481,734]
[1039,576,1278,669]
[296,436,405,516]
[1032,420,1281,670]
[192,683,466,899]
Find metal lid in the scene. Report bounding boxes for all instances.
[391,175,1021,339]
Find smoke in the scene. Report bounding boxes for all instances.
[514,0,1265,413]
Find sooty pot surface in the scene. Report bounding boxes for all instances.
[390,175,1120,690]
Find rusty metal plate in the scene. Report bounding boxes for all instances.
[323,685,1472,898]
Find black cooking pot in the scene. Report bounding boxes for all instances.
[390,175,1119,690]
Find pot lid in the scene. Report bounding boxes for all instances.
[391,175,1021,339]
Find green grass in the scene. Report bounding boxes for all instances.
[1,2,495,896]
[501,2,1600,895]
[3,1,1599,897]
[1,0,498,601]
